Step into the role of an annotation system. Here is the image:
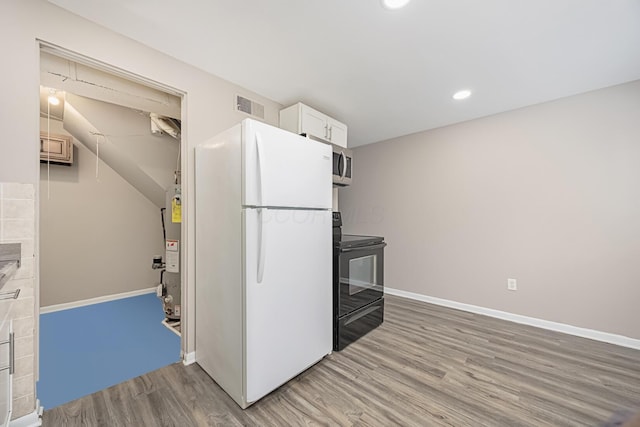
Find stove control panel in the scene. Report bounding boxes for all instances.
[332,211,342,227]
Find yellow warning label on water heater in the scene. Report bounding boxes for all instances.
[172,196,181,223]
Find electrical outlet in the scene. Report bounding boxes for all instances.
[507,278,517,291]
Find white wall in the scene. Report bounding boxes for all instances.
[0,1,283,415]
[39,117,165,307]
[340,80,640,341]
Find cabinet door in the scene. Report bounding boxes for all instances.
[40,133,73,164]
[327,118,348,148]
[0,319,12,427]
[300,105,329,142]
[0,370,7,427]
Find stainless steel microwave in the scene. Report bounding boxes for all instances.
[299,132,353,186]
[332,145,352,186]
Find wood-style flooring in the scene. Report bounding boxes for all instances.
[43,295,640,426]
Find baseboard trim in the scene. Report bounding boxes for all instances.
[9,401,43,427]
[385,287,640,351]
[40,287,157,314]
[183,351,196,366]
[161,319,181,337]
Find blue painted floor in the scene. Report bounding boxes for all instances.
[38,293,181,409]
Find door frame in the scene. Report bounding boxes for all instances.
[36,41,191,366]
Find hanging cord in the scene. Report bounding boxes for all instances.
[175,138,181,185]
[46,95,51,199]
[160,208,167,241]
[96,134,100,180]
[90,131,105,181]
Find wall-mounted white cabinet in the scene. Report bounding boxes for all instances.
[279,103,348,148]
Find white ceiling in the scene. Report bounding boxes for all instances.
[48,0,640,147]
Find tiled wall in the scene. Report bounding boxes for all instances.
[0,183,36,419]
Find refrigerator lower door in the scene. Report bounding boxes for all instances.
[243,208,332,404]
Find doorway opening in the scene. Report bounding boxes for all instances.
[37,46,187,409]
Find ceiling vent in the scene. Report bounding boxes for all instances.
[150,113,181,140]
[236,95,265,119]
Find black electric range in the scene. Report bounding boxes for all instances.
[332,212,386,351]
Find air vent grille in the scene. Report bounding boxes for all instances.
[236,95,265,119]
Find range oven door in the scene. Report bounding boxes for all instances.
[337,242,385,317]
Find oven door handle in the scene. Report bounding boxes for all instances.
[344,304,383,326]
[340,242,387,253]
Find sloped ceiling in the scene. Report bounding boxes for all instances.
[62,94,179,207]
[40,52,180,207]
[48,0,640,147]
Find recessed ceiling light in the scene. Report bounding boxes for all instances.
[382,0,411,10]
[453,90,472,100]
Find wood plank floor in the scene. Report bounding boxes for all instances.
[43,295,640,426]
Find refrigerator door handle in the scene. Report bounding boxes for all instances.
[257,208,267,283]
[256,132,265,206]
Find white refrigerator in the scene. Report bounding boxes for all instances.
[195,118,333,408]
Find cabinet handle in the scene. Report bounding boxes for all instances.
[0,333,14,374]
[9,332,13,374]
[324,124,329,139]
[0,289,20,300]
[329,126,333,141]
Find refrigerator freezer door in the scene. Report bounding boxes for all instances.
[243,208,332,404]
[242,119,332,209]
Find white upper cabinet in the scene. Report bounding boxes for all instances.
[326,117,347,148]
[279,103,348,148]
[299,106,327,142]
